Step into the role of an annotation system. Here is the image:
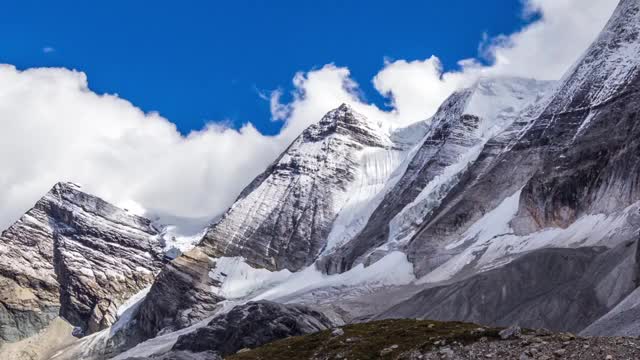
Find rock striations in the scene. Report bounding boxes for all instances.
[0,182,164,343]
[199,103,395,272]
[3,1,640,359]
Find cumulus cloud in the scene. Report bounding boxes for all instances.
[0,66,284,231]
[0,0,619,231]
[270,0,618,128]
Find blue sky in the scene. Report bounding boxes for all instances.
[0,0,532,135]
[0,0,617,230]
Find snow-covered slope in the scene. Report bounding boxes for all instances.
[317,77,554,274]
[383,0,640,334]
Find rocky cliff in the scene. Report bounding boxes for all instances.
[0,182,164,343]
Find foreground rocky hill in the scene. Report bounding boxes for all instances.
[227,319,640,360]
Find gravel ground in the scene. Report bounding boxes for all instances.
[408,329,640,360]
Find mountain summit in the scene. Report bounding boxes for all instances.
[3,1,640,359]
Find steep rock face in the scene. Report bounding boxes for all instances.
[514,0,640,233]
[318,77,553,274]
[134,247,223,339]
[0,182,164,343]
[542,0,640,115]
[171,301,334,356]
[132,104,400,342]
[381,239,640,333]
[199,104,395,272]
[402,0,640,279]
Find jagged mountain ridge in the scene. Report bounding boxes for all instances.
[0,182,164,344]
[317,77,553,274]
[2,1,640,358]
[199,103,399,272]
[109,76,558,357]
[387,0,640,331]
[123,103,416,344]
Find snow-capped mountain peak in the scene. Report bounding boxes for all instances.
[198,104,399,272]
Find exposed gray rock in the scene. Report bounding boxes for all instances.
[581,273,640,337]
[499,325,522,340]
[317,78,553,274]
[124,350,222,360]
[135,247,223,340]
[401,0,640,280]
[0,182,164,343]
[380,240,640,333]
[171,301,334,356]
[200,103,394,272]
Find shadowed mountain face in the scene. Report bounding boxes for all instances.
[198,103,395,273]
[4,1,640,358]
[380,239,640,332]
[0,182,164,343]
[122,1,640,354]
[373,0,640,334]
[317,78,554,275]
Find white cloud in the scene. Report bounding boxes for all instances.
[0,66,285,231]
[271,0,619,128]
[0,0,619,231]
[42,46,55,54]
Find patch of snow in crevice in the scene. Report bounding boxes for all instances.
[209,257,293,299]
[572,110,598,141]
[253,251,415,302]
[207,252,415,304]
[386,143,485,248]
[419,189,522,284]
[159,226,206,257]
[112,286,151,333]
[322,146,409,254]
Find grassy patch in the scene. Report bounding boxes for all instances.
[227,319,501,360]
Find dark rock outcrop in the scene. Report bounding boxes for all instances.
[135,248,223,339]
[170,301,334,356]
